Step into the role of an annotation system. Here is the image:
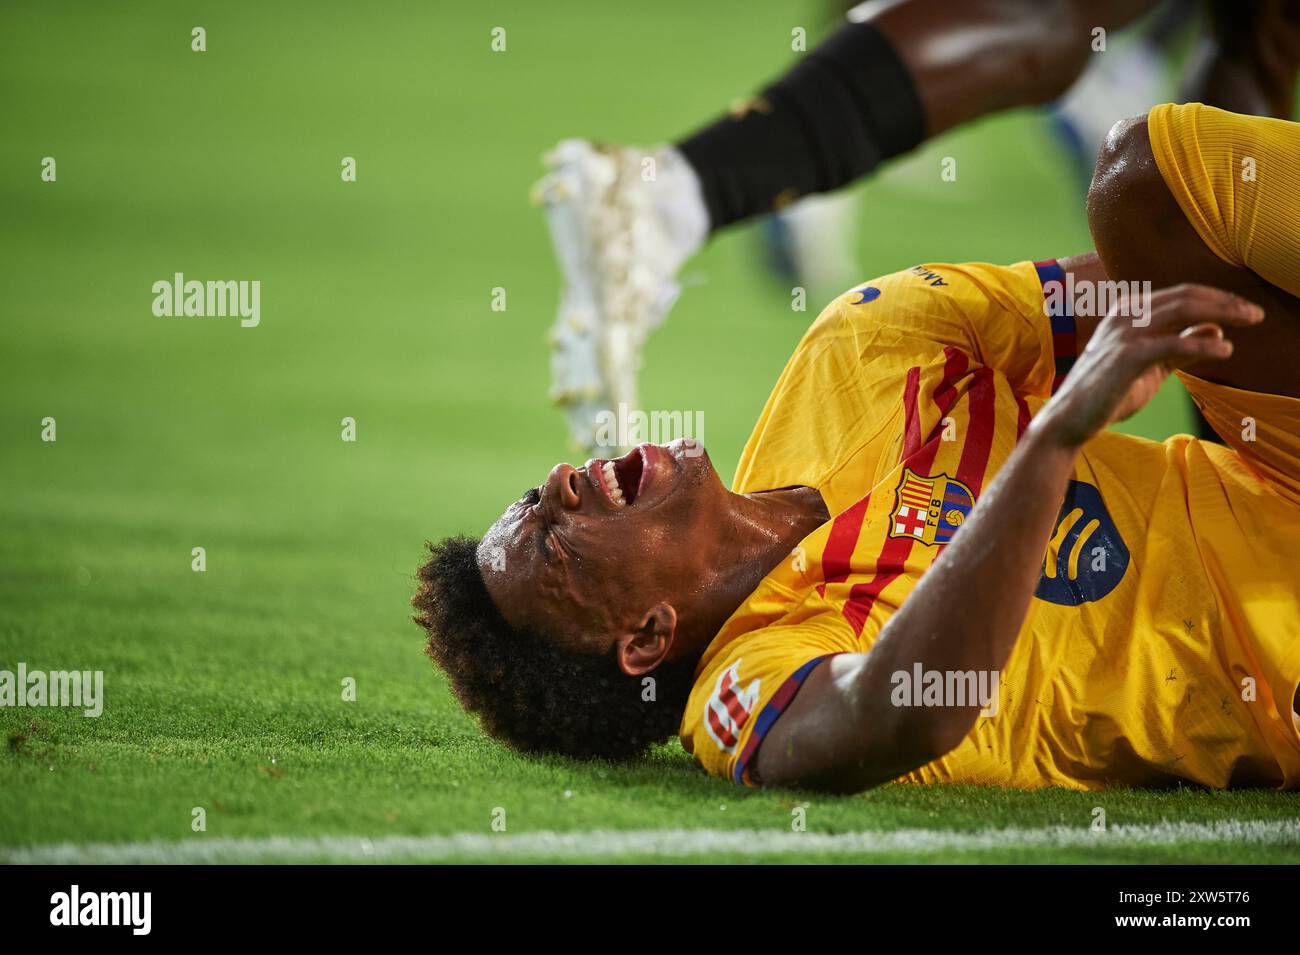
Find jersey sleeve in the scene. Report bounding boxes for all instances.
[830,259,1077,399]
[678,619,850,787]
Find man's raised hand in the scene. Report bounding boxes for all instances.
[1040,284,1264,449]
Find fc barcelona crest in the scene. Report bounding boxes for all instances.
[888,468,975,546]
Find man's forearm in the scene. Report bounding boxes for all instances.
[857,414,1079,766]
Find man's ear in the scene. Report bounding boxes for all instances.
[614,603,677,677]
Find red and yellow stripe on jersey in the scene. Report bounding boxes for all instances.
[679,260,1300,790]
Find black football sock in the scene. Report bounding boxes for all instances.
[676,20,926,233]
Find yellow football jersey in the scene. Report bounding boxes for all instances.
[679,260,1300,791]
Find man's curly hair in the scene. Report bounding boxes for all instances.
[412,535,697,760]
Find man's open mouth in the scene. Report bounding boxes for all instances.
[593,445,648,507]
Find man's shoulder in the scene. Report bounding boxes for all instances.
[678,612,853,783]
[809,260,1041,328]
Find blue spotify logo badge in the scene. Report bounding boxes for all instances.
[1035,481,1129,606]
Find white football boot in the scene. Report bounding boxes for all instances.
[533,140,707,455]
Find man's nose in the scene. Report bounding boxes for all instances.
[545,463,582,510]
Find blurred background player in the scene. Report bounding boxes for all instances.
[538,0,1299,454]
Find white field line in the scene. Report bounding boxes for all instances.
[3,819,1299,864]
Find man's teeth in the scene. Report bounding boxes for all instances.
[602,461,625,505]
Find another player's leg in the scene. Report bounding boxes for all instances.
[539,0,1160,454]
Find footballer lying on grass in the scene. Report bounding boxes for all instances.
[415,104,1300,793]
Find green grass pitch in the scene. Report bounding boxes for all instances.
[3,0,1297,864]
